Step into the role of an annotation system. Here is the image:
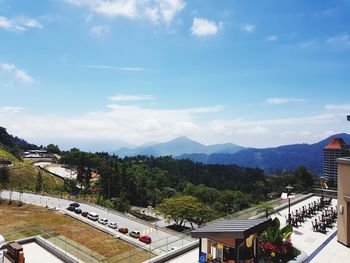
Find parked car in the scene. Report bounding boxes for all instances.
[98,218,108,225]
[70,202,80,207]
[74,208,82,214]
[139,236,152,244]
[81,211,88,217]
[118,227,128,234]
[66,206,75,212]
[87,212,99,221]
[108,222,118,229]
[129,230,141,238]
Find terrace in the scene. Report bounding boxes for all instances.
[161,191,348,263]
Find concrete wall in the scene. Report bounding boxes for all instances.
[337,158,350,246]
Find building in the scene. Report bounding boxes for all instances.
[191,218,271,263]
[337,116,350,247]
[0,158,13,167]
[22,149,54,163]
[323,138,349,183]
[337,156,350,247]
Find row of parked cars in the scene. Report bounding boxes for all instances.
[66,202,152,244]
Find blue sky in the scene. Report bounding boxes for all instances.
[1,0,350,151]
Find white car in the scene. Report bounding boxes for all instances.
[129,230,141,238]
[98,218,108,225]
[87,212,99,221]
[108,222,118,229]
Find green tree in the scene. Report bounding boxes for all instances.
[256,202,281,218]
[35,171,43,192]
[157,195,214,229]
[293,166,314,190]
[46,144,60,154]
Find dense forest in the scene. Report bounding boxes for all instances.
[60,148,315,218]
[0,126,316,226]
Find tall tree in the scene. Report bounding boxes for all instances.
[157,195,214,229]
[35,171,43,192]
[46,144,60,154]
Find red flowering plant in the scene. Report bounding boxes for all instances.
[259,218,294,262]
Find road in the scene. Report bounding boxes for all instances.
[0,190,194,256]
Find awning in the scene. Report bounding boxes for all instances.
[191,218,272,239]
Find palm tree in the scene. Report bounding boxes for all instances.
[256,202,280,218]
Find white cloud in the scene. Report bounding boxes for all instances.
[325,104,350,111]
[326,33,350,48]
[0,103,221,147]
[236,126,268,134]
[191,17,220,37]
[0,16,43,32]
[85,64,147,71]
[108,95,156,101]
[1,63,35,85]
[1,101,348,149]
[266,97,304,105]
[297,40,315,49]
[210,114,338,130]
[265,35,277,42]
[90,25,110,37]
[0,106,23,114]
[63,0,185,24]
[241,24,255,32]
[158,0,185,24]
[94,0,137,18]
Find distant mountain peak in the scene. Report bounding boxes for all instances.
[113,136,244,157]
[169,136,197,143]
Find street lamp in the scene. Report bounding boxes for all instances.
[286,185,293,225]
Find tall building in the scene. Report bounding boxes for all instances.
[323,138,347,183]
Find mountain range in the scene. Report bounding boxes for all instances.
[114,133,350,174]
[114,136,244,157]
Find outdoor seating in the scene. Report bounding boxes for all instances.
[285,198,337,234]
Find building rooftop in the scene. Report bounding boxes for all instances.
[324,138,346,150]
[1,241,65,263]
[191,218,271,239]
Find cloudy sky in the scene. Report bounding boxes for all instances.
[1,0,350,151]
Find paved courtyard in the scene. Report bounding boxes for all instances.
[275,196,338,256]
[310,234,349,263]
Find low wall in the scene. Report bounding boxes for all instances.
[250,193,314,219]
[2,236,82,263]
[143,240,199,263]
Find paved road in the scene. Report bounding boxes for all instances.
[0,191,194,255]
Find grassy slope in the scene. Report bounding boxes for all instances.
[0,147,64,191]
[9,162,64,191]
[0,145,19,163]
[0,203,152,263]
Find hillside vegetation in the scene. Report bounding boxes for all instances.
[8,162,64,192]
[0,146,19,163]
[0,127,64,192]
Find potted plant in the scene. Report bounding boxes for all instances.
[259,218,293,262]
